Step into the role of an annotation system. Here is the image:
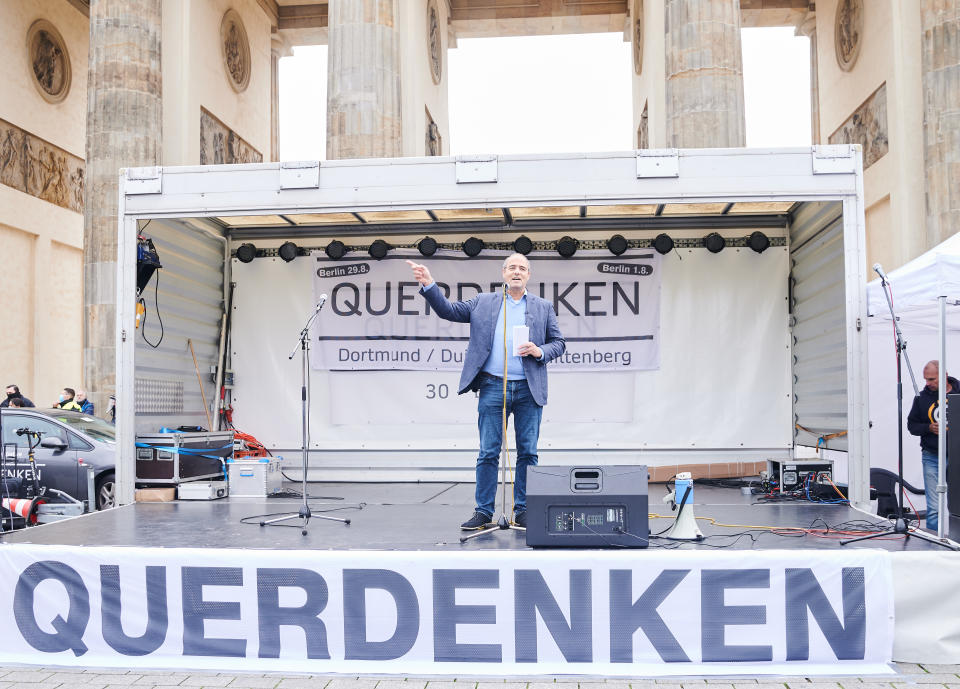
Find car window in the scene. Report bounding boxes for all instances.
[1,415,68,448]
[50,413,115,443]
[68,432,93,451]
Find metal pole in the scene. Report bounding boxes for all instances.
[938,295,947,540]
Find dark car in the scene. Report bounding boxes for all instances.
[1,408,116,510]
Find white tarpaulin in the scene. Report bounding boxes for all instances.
[867,233,960,484]
[309,249,661,372]
[229,245,792,473]
[0,544,894,675]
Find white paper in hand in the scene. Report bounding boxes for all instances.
[512,325,529,356]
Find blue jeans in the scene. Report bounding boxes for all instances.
[475,375,542,517]
[922,449,943,531]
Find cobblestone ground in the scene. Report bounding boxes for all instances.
[0,663,956,689]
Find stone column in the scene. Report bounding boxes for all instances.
[326,0,402,159]
[796,11,821,145]
[664,0,745,148]
[270,35,289,162]
[84,0,162,414]
[920,0,960,248]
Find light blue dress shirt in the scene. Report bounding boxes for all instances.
[482,291,528,380]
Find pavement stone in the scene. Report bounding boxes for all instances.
[736,684,788,689]
[224,677,282,689]
[46,673,109,684]
[476,683,528,689]
[786,684,842,689]
[529,683,579,689]
[421,683,460,689]
[83,676,146,684]
[376,682,429,689]
[851,684,899,689]
[893,676,960,685]
[181,675,237,687]
[132,675,190,686]
[275,679,334,689]
[894,668,926,676]
[579,683,631,689]
[628,683,683,689]
[84,670,140,675]
[0,670,56,682]
[51,684,110,689]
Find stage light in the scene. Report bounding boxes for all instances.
[418,236,438,256]
[463,237,484,257]
[278,242,299,263]
[368,239,390,260]
[607,234,628,256]
[703,232,725,253]
[325,240,347,260]
[236,243,257,263]
[653,233,674,255]
[748,231,770,254]
[513,236,533,255]
[556,236,578,258]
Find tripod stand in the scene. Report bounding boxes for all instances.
[260,301,350,536]
[461,283,526,543]
[842,269,954,549]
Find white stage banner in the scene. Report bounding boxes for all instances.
[309,249,661,372]
[0,544,894,675]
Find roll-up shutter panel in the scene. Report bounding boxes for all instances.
[789,201,847,451]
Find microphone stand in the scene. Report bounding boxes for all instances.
[260,302,349,535]
[461,282,525,543]
[842,270,954,549]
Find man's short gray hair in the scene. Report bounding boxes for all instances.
[502,253,530,269]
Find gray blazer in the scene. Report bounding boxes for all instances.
[421,285,566,406]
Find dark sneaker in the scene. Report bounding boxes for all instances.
[514,511,527,528]
[461,511,492,530]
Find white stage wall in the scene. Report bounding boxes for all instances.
[230,246,792,473]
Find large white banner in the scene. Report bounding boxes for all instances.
[0,544,893,675]
[310,249,661,372]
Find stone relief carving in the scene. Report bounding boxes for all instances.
[27,20,71,103]
[0,117,84,213]
[200,107,262,165]
[828,82,888,169]
[220,9,251,93]
[427,0,443,85]
[425,107,441,156]
[637,101,649,149]
[633,0,644,76]
[834,0,863,72]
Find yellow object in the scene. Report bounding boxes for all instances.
[135,301,145,328]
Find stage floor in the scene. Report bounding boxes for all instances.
[3,481,955,551]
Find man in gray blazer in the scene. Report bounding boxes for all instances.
[407,254,566,529]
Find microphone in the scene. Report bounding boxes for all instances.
[873,263,889,283]
[315,294,328,311]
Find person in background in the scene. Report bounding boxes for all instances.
[8,397,25,408]
[54,387,83,412]
[76,389,95,415]
[907,360,957,532]
[107,395,116,424]
[2,384,35,408]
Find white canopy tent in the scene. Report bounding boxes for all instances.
[867,232,960,537]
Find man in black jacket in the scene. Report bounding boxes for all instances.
[907,360,957,532]
[1,384,35,408]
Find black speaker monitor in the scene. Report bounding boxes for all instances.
[525,465,649,548]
